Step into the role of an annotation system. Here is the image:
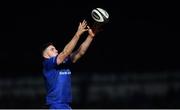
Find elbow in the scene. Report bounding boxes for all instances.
[72,51,85,63]
[79,50,85,56]
[72,60,77,63]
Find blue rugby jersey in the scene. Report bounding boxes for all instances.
[42,56,72,105]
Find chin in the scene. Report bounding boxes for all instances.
[54,53,58,56]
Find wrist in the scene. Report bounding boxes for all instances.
[75,33,81,38]
[88,35,94,39]
[75,31,82,37]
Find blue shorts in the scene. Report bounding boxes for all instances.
[49,103,72,110]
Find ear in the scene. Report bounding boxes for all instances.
[43,52,50,59]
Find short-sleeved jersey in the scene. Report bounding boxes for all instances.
[42,56,72,105]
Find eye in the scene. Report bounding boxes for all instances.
[51,48,54,51]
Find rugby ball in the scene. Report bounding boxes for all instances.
[91,8,109,23]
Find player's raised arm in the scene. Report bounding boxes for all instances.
[70,26,95,63]
[56,20,88,65]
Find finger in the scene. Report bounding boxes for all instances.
[83,20,86,24]
[87,26,90,29]
[84,28,88,31]
[82,24,87,29]
[84,20,87,25]
[82,21,87,27]
[84,23,87,27]
[83,20,87,24]
[81,20,84,25]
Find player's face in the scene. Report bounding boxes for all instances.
[45,45,58,58]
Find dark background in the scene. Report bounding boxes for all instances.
[0,0,180,109]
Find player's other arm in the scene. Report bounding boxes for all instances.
[70,26,95,63]
[56,20,88,65]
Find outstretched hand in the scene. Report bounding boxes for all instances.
[87,26,95,37]
[76,20,88,36]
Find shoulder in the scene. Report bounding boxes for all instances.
[43,56,58,68]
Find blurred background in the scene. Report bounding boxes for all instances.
[0,0,180,108]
